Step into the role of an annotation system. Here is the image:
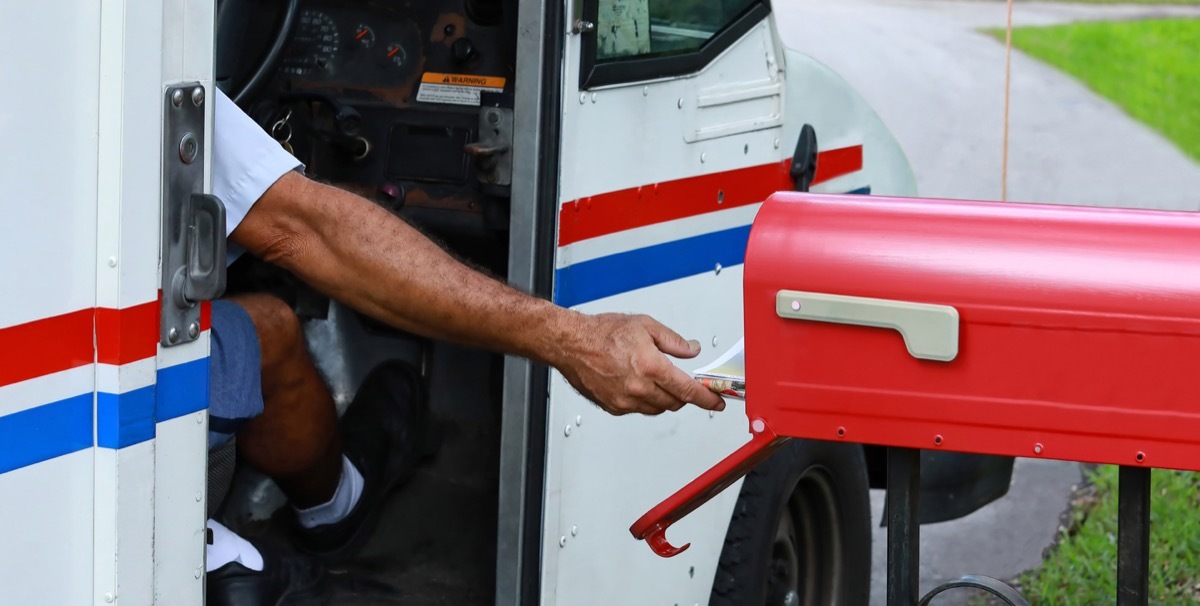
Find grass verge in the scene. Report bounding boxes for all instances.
[985,19,1200,162]
[990,467,1200,604]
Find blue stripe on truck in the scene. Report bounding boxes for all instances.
[554,225,752,308]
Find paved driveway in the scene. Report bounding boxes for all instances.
[775,0,1200,208]
[773,2,1200,603]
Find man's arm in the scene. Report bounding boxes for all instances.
[230,171,726,416]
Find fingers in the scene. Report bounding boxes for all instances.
[658,363,727,412]
[640,316,702,359]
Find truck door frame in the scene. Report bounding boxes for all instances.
[497,0,565,604]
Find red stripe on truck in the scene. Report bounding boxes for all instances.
[0,309,95,388]
[557,146,863,247]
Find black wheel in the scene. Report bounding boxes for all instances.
[711,440,871,606]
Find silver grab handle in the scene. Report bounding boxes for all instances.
[776,290,960,362]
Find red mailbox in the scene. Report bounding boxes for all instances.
[632,192,1200,559]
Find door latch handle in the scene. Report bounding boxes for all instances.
[173,193,227,307]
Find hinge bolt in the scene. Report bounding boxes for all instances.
[192,87,205,106]
[168,327,179,343]
[171,89,184,107]
[572,19,595,34]
[188,322,200,339]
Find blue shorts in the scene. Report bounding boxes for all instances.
[208,300,265,450]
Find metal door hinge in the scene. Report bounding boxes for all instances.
[161,83,227,347]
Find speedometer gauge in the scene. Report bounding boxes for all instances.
[282,10,340,76]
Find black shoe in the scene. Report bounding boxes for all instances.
[206,543,330,606]
[296,360,434,559]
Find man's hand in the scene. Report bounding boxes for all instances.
[553,313,727,416]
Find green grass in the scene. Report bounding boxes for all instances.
[1005,467,1200,604]
[985,19,1200,162]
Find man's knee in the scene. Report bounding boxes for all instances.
[225,293,304,373]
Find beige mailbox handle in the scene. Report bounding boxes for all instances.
[776,291,959,362]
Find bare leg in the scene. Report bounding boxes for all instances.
[227,293,342,509]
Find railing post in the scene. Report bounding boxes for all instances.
[887,447,922,606]
[1117,466,1151,606]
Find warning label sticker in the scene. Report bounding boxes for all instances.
[416,72,506,107]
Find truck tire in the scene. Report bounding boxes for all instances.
[710,440,871,606]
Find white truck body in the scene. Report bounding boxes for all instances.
[0,0,914,603]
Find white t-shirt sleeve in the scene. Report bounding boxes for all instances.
[212,88,303,261]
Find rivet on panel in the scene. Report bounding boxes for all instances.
[709,411,715,419]
[559,536,567,547]
[712,336,719,347]
[714,263,722,275]
[195,491,203,502]
[571,525,578,537]
[579,92,587,104]
[1033,443,1043,455]
[171,89,184,107]
[104,593,115,603]
[774,138,780,149]
[575,415,583,427]
[188,322,200,339]
[934,435,944,446]
[751,418,766,433]
[191,87,205,106]
[194,567,202,579]
[564,424,572,437]
[689,566,695,578]
[168,327,180,344]
[717,190,724,204]
[744,144,749,155]
[700,152,707,163]
[643,86,649,96]
[196,412,205,424]
[107,257,117,268]
[790,300,801,311]
[677,98,684,109]
[590,93,597,103]
[837,427,846,438]
[1136,451,1146,463]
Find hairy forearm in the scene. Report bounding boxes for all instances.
[246,173,579,366]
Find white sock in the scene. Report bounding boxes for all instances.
[294,455,364,529]
[206,519,264,572]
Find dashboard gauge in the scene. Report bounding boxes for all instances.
[282,10,340,76]
[353,25,375,49]
[385,43,407,68]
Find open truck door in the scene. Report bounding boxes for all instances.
[0,0,219,604]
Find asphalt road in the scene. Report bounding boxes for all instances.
[775,0,1200,209]
[773,2,1200,604]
